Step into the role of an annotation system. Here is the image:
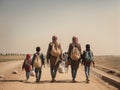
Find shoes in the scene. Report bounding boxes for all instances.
[86,78,90,83]
[25,78,29,81]
[36,79,40,83]
[72,79,77,83]
[51,78,56,82]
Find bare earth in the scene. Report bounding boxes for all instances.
[94,56,120,73]
[0,60,117,90]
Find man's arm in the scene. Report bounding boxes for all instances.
[81,51,85,65]
[41,53,45,68]
[32,54,35,68]
[68,43,72,59]
[46,43,51,64]
[59,43,63,60]
[91,52,95,67]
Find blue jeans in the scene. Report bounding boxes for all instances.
[84,65,90,79]
[50,68,57,79]
[35,68,42,81]
[71,68,77,80]
[26,71,30,80]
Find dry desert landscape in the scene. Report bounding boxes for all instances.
[0,55,120,90]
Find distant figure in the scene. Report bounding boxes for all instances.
[47,35,62,82]
[22,54,32,81]
[63,52,69,68]
[68,36,82,82]
[82,44,95,83]
[63,52,68,62]
[58,52,69,73]
[32,47,45,82]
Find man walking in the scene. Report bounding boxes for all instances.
[47,35,62,82]
[68,36,82,82]
[32,47,45,82]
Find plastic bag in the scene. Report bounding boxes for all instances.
[58,61,68,73]
[30,69,35,76]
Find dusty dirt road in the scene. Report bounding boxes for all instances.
[0,61,118,90]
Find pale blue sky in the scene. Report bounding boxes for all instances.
[0,0,120,55]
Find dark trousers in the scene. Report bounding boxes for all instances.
[71,68,78,80]
[35,68,42,81]
[26,71,30,80]
[50,67,57,79]
[70,59,79,80]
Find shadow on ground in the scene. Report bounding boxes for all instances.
[0,79,86,84]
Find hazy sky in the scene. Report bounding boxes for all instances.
[0,0,120,55]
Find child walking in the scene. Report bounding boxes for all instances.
[22,54,32,81]
[32,47,45,82]
[82,44,95,83]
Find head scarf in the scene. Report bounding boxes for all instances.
[26,54,31,59]
[72,36,78,44]
[52,35,57,42]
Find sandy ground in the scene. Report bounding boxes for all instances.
[94,56,120,73]
[0,61,118,90]
[0,61,22,74]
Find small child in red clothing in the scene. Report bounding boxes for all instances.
[22,54,32,81]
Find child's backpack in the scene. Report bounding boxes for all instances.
[70,45,81,61]
[84,51,93,62]
[50,42,61,57]
[25,59,31,66]
[33,54,42,68]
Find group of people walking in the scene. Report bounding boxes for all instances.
[22,35,95,83]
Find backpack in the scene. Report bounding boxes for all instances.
[70,45,81,61]
[84,51,93,62]
[22,59,31,71]
[33,54,42,68]
[25,59,31,66]
[50,42,61,57]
